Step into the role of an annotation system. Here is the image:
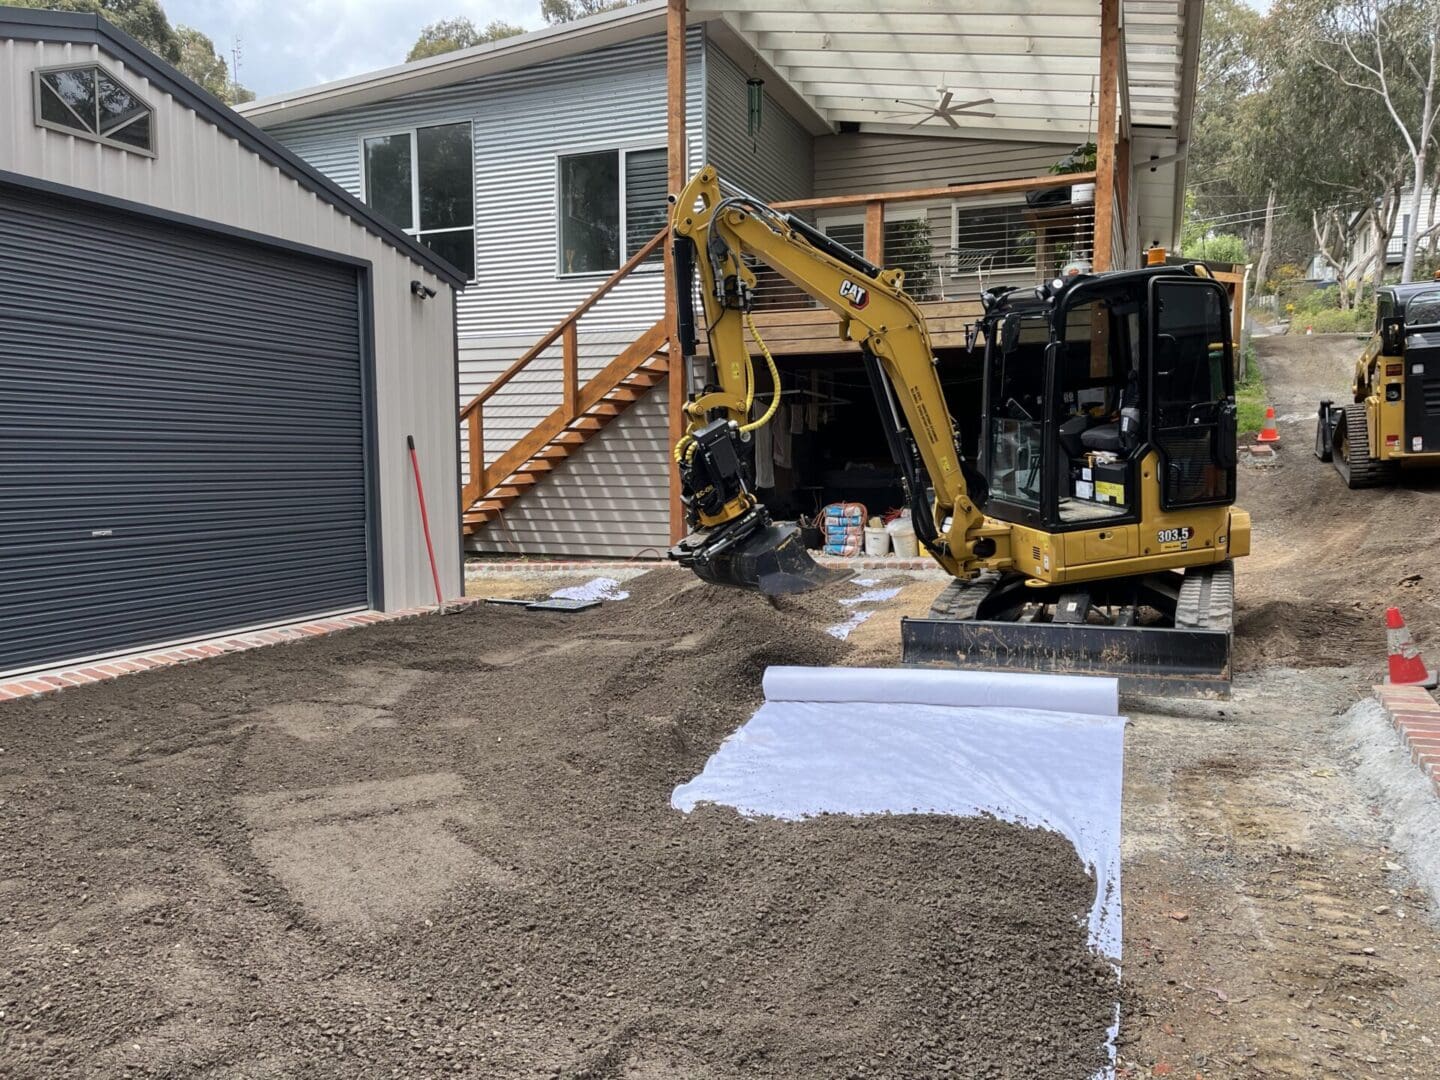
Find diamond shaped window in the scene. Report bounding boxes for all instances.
[36,65,154,155]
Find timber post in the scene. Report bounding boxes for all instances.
[1092,0,1120,272]
[665,0,687,544]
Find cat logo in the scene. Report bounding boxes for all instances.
[839,279,869,310]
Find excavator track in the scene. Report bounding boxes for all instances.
[903,564,1235,698]
[1334,406,1399,489]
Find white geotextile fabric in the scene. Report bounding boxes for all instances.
[672,666,1126,959]
[549,577,630,603]
[672,666,1126,1076]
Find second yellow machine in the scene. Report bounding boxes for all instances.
[667,167,1250,694]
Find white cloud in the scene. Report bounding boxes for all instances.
[165,0,543,98]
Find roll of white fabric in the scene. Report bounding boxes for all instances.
[760,665,1119,717]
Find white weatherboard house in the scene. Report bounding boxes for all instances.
[0,6,464,678]
[242,0,1201,559]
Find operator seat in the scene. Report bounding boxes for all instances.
[1080,422,1125,453]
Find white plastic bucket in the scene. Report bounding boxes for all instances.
[890,525,919,558]
[864,526,891,557]
[1070,181,1096,205]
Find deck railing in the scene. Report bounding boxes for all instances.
[740,172,1099,310]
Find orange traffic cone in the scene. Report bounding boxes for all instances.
[1257,406,1281,443]
[1386,607,1437,687]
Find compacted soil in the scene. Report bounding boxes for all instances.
[0,574,1116,1079]
[1117,332,1440,1078]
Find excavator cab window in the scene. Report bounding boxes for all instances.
[1148,278,1236,509]
[1052,299,1143,527]
[983,311,1050,520]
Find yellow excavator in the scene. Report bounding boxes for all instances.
[667,166,1250,694]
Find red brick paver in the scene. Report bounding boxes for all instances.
[1372,684,1440,799]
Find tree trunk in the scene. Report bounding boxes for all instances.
[1254,189,1276,291]
[1402,30,1439,283]
[1403,154,1428,283]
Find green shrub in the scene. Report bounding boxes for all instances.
[1235,352,1267,435]
[1301,307,1371,334]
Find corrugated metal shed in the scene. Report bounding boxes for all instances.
[0,9,463,671]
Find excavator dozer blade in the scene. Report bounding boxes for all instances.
[688,521,845,596]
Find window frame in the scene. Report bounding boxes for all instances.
[949,195,1038,280]
[358,120,476,282]
[32,63,156,158]
[553,142,668,279]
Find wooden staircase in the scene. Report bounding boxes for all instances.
[460,228,671,537]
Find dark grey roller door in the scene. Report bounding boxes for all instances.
[0,184,370,674]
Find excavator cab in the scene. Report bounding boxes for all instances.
[977,269,1239,537]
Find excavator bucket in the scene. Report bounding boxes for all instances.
[679,520,845,596]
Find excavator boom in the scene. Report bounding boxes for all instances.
[667,166,1004,592]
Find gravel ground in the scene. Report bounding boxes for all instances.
[0,571,1116,1079]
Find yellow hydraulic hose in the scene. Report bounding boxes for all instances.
[738,312,781,435]
[671,312,782,464]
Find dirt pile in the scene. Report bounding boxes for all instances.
[1232,335,1440,675]
[0,570,1115,1079]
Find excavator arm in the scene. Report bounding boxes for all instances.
[668,165,1007,592]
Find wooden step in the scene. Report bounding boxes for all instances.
[490,486,526,500]
[472,499,508,513]
[535,443,576,459]
[588,402,623,418]
[605,386,643,403]
[550,431,586,447]
[517,459,556,473]
[464,512,493,526]
[501,473,538,486]
[569,417,604,433]
[625,370,665,389]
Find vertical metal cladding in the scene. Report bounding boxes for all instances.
[0,184,369,674]
[265,30,708,342]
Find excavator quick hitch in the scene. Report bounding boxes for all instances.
[670,417,841,596]
[671,508,842,596]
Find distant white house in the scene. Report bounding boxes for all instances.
[1321,187,1440,286]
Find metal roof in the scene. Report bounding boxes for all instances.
[241,0,1197,146]
[237,0,1199,249]
[0,5,467,287]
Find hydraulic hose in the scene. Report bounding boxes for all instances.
[672,311,782,464]
[738,312,781,434]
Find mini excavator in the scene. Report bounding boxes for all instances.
[667,166,1250,694]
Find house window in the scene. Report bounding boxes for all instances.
[363,122,475,280]
[558,147,667,275]
[951,203,1037,277]
[34,64,154,155]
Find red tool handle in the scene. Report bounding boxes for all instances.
[407,434,445,607]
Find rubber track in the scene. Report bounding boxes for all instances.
[1336,405,1399,488]
[1175,560,1234,632]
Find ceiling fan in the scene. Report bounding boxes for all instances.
[882,87,996,129]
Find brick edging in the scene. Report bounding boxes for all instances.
[0,597,488,704]
[1372,684,1440,798]
[463,556,942,573]
[465,559,670,573]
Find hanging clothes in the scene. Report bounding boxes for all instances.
[753,403,775,488]
[773,404,793,470]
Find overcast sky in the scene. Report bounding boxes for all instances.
[165,0,545,99]
[169,0,1274,102]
